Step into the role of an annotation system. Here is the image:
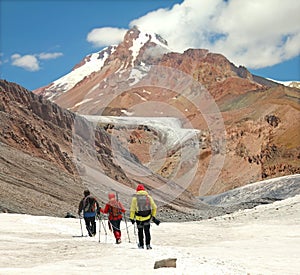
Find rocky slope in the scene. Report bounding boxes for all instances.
[0,79,211,217]
[33,27,300,196]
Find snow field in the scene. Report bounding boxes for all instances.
[1,195,299,274]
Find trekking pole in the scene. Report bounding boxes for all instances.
[134,222,138,245]
[113,189,131,243]
[101,215,108,243]
[98,214,101,243]
[79,217,83,236]
[123,215,131,243]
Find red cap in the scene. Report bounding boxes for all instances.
[136,184,145,192]
[108,193,115,199]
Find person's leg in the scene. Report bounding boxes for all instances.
[115,219,121,242]
[84,217,93,237]
[91,216,96,235]
[136,220,144,248]
[144,220,151,248]
[116,219,121,231]
[110,219,121,243]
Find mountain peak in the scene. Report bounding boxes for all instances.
[125,25,168,47]
[34,26,171,99]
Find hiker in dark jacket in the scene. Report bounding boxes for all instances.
[101,193,125,244]
[130,184,159,249]
[78,189,100,237]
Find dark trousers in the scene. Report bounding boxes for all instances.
[110,219,122,241]
[84,216,96,236]
[136,219,151,246]
[110,219,121,233]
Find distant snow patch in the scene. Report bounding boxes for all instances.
[74,98,93,107]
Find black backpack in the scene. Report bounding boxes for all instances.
[83,196,96,213]
[136,194,151,217]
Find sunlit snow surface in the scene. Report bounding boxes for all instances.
[44,47,115,99]
[1,177,300,274]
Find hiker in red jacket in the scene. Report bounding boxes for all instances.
[101,193,126,244]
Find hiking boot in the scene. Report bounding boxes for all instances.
[87,227,93,237]
[146,245,152,250]
[116,239,122,244]
[138,244,144,249]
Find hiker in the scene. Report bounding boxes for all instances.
[130,184,159,249]
[78,189,100,237]
[101,192,126,244]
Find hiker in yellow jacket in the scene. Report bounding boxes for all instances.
[130,184,160,249]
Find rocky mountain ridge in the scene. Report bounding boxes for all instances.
[33,27,300,196]
[1,77,299,218]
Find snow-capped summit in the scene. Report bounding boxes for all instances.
[125,25,170,67]
[126,25,169,49]
[34,26,171,100]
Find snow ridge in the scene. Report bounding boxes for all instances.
[45,46,116,99]
[129,28,171,66]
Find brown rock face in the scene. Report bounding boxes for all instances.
[0,80,76,174]
[1,80,203,216]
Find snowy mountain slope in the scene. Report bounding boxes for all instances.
[34,46,117,100]
[1,194,299,275]
[201,174,300,206]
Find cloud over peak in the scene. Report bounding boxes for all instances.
[87,0,300,69]
[86,27,127,47]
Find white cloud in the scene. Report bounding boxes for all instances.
[86,27,127,47]
[38,52,63,60]
[89,0,299,69]
[11,54,40,71]
[10,52,64,71]
[209,0,300,68]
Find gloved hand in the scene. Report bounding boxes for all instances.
[152,216,160,226]
[130,219,135,224]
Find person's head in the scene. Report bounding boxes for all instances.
[84,189,90,197]
[108,193,116,201]
[136,184,145,192]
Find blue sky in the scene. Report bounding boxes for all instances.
[1,0,299,91]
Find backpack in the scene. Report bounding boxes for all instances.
[136,194,151,217]
[83,196,96,213]
[109,201,122,217]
